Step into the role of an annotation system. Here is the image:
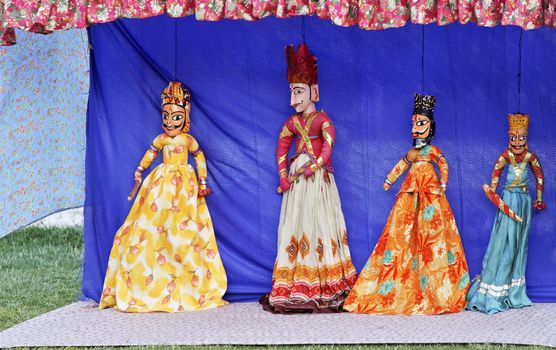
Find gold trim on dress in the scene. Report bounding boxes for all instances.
[278,153,288,165]
[494,156,506,170]
[507,151,530,191]
[273,259,356,284]
[280,125,294,138]
[322,128,334,146]
[316,156,324,167]
[293,113,318,157]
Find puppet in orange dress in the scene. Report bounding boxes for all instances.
[99,82,228,312]
[344,94,470,315]
[260,44,358,313]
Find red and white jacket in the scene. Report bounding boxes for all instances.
[276,111,335,177]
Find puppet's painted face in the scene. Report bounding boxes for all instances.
[412,114,432,140]
[509,129,528,155]
[290,83,319,114]
[162,104,189,137]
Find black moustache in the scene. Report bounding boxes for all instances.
[163,124,181,129]
[413,131,427,136]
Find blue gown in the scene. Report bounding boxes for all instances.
[467,154,534,314]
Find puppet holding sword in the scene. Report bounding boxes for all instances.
[467,113,546,314]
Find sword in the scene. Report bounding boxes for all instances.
[128,180,141,201]
[277,160,315,193]
[482,184,523,223]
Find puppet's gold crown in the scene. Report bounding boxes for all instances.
[161,81,190,109]
[508,113,529,131]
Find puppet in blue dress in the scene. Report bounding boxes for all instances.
[467,113,546,314]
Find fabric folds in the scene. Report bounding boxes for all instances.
[83,16,556,304]
[3,0,556,45]
[262,154,358,313]
[344,145,470,314]
[99,133,228,312]
[467,161,534,314]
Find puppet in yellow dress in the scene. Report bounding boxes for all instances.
[344,94,469,315]
[99,82,228,312]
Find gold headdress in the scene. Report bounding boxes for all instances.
[508,113,529,132]
[161,81,190,109]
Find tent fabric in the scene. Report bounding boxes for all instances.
[0,29,88,237]
[3,0,556,46]
[0,27,15,46]
[84,16,556,304]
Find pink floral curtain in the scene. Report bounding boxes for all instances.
[2,0,556,45]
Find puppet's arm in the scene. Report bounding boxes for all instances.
[430,146,448,193]
[305,115,335,178]
[530,153,546,210]
[128,137,161,200]
[135,136,162,181]
[383,152,412,191]
[277,119,294,192]
[188,134,211,196]
[490,153,508,192]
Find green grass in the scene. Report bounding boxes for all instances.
[0,227,550,350]
[0,226,83,331]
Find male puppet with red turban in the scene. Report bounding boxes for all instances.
[260,44,358,313]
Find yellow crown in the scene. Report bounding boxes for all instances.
[508,113,529,132]
[161,81,190,109]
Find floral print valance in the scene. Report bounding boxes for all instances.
[2,0,556,45]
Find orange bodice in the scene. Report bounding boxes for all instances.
[386,145,448,196]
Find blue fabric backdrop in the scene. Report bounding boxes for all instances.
[83,16,556,303]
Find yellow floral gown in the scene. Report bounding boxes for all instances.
[99,133,228,312]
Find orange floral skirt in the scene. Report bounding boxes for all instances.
[344,191,470,315]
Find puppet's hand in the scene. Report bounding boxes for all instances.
[441,182,447,195]
[199,187,212,196]
[304,166,315,179]
[198,178,211,196]
[383,182,391,191]
[533,200,546,211]
[279,177,291,192]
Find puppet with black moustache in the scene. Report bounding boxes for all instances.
[412,94,436,149]
[467,113,546,314]
[260,44,358,314]
[344,93,470,315]
[99,82,228,313]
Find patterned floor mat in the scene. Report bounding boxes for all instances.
[0,301,554,347]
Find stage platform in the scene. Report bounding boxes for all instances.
[1,301,554,348]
